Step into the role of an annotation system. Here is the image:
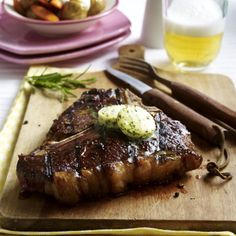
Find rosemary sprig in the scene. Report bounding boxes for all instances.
[25,67,96,102]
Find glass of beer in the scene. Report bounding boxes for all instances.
[164,0,228,71]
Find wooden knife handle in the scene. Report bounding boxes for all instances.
[143,88,221,144]
[169,81,236,130]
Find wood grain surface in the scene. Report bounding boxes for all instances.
[0,66,236,232]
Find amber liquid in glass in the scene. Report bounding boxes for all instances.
[164,31,223,69]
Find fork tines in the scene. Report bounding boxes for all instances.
[118,56,150,75]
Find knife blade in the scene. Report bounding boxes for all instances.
[106,67,151,95]
[106,67,224,144]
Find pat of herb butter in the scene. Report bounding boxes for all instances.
[98,105,156,139]
[117,105,156,139]
[98,105,126,128]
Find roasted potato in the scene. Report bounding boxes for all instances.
[88,0,105,16]
[50,0,63,10]
[61,0,90,20]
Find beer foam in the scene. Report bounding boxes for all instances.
[165,0,225,36]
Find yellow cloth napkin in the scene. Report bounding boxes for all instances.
[0,80,31,193]
[0,227,234,236]
[0,66,234,236]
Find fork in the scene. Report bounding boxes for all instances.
[118,56,236,131]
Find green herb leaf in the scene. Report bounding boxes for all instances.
[25,67,96,102]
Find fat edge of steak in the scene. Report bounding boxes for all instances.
[17,88,202,204]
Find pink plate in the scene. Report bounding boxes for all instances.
[0,7,131,55]
[0,30,130,65]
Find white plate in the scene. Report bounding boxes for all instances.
[2,0,118,37]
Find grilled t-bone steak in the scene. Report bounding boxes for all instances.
[17,88,202,205]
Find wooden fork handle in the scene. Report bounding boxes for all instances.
[118,45,145,59]
[169,81,236,130]
[143,88,222,144]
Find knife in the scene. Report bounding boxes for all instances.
[106,67,224,144]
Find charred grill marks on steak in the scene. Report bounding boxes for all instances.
[46,89,126,141]
[17,88,202,204]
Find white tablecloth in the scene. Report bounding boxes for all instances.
[0,0,236,128]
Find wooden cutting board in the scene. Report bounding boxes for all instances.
[0,62,236,232]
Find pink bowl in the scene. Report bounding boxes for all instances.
[2,0,119,37]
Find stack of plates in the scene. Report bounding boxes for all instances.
[0,6,131,65]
